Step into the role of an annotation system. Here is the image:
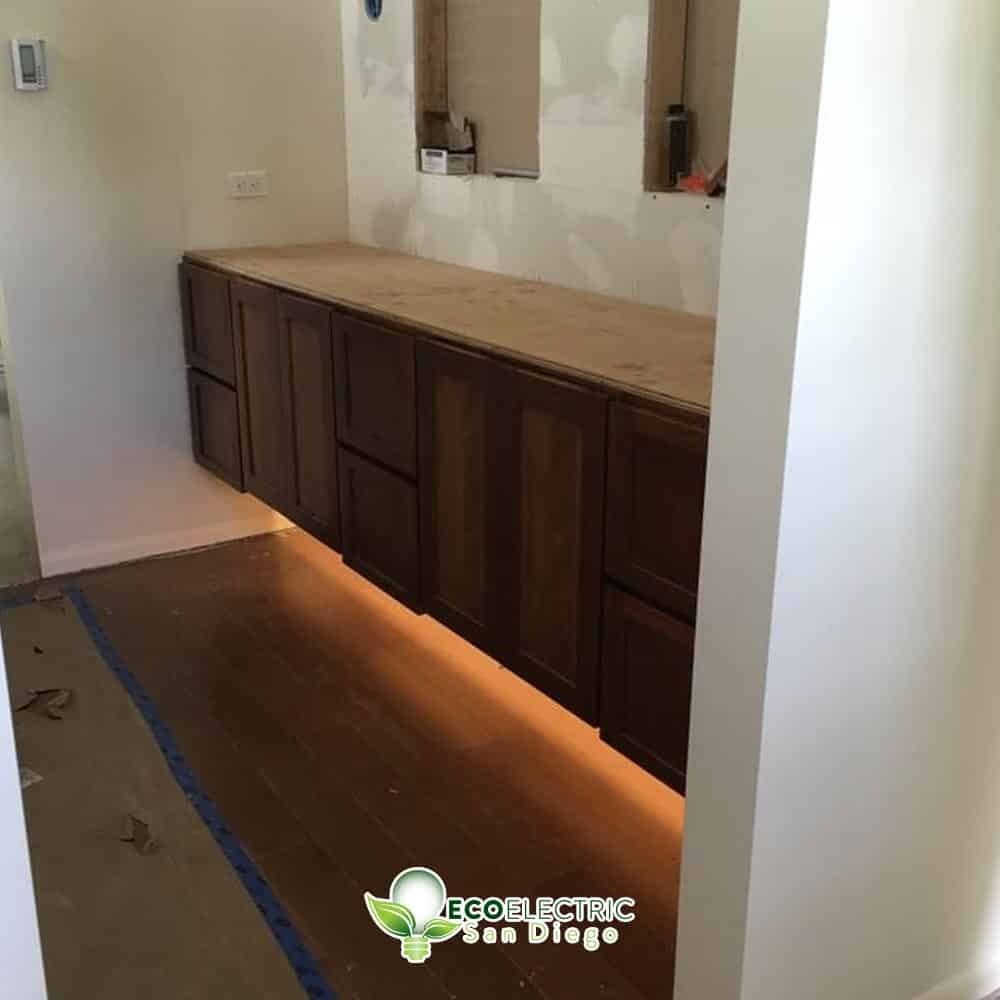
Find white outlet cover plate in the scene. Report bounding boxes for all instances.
[227,170,270,198]
[244,170,270,196]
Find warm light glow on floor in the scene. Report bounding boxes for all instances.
[284,530,685,906]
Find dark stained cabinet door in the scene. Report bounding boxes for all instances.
[499,367,607,723]
[179,263,236,385]
[417,341,504,657]
[333,314,417,477]
[601,585,693,794]
[231,279,288,511]
[339,448,421,611]
[606,401,707,621]
[278,294,340,549]
[187,370,244,491]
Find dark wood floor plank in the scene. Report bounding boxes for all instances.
[514,868,674,1000]
[261,836,455,1000]
[24,529,685,1000]
[255,739,408,895]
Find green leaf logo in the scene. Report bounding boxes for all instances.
[422,917,464,942]
[364,868,463,963]
[365,894,416,939]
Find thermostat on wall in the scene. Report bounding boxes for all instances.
[11,38,47,91]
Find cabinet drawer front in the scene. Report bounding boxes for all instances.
[180,263,236,385]
[601,585,693,794]
[232,279,288,510]
[279,294,340,549]
[187,370,244,491]
[333,314,417,477]
[338,448,421,610]
[503,366,607,724]
[606,401,707,620]
[418,341,502,655]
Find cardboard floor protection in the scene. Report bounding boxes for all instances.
[2,596,306,999]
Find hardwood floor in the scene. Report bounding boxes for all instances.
[22,530,685,1000]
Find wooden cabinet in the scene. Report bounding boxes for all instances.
[184,272,340,545]
[603,401,705,789]
[601,584,693,794]
[339,448,421,610]
[500,367,607,723]
[333,314,417,478]
[180,264,237,385]
[231,279,288,511]
[187,370,244,491]
[417,346,607,722]
[606,401,707,621]
[181,256,708,791]
[278,294,340,549]
[417,341,504,657]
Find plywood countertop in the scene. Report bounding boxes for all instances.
[185,243,715,413]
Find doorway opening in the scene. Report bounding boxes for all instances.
[0,284,40,588]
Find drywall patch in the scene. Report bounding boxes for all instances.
[468,229,501,271]
[542,121,643,192]
[342,0,724,316]
[548,181,639,236]
[567,233,614,292]
[540,36,564,87]
[360,56,406,98]
[366,187,420,251]
[405,215,425,257]
[419,173,474,219]
[666,213,724,315]
[353,2,410,98]
[541,0,646,121]
[483,178,518,233]
[607,14,647,106]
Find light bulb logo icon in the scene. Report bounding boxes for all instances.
[364,867,464,963]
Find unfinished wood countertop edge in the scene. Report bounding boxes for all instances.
[182,248,713,417]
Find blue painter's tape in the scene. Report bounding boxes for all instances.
[2,588,336,1000]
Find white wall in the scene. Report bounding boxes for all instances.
[680,1,1000,998]
[0,635,47,998]
[674,0,831,995]
[342,0,724,316]
[0,0,349,576]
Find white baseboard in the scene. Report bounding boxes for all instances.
[914,958,1000,1000]
[39,514,291,579]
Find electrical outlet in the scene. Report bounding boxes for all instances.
[244,170,270,197]
[227,170,270,199]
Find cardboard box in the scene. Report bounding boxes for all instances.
[420,149,476,176]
